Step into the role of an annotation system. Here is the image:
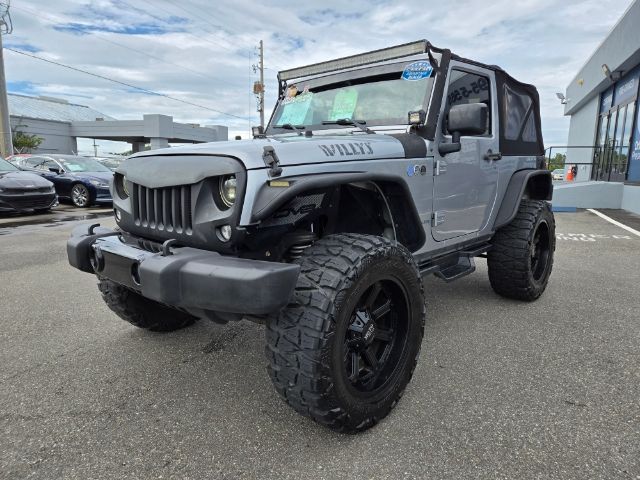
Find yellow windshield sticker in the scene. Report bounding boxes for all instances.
[329,89,358,121]
[278,92,313,125]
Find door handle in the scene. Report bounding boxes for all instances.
[484,150,502,161]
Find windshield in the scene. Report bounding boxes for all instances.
[57,157,111,173]
[268,61,434,133]
[0,158,19,172]
[97,158,122,170]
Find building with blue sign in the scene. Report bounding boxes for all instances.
[563,0,640,212]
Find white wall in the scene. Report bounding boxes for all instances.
[565,95,599,181]
[565,0,640,116]
[621,185,640,214]
[10,116,77,154]
[552,182,640,215]
[552,181,624,208]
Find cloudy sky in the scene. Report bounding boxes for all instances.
[2,0,634,155]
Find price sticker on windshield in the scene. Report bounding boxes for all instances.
[329,89,359,121]
[401,61,433,81]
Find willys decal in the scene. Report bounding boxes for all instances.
[318,142,374,157]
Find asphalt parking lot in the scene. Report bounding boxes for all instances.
[0,204,113,232]
[0,209,638,479]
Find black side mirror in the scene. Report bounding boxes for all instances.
[49,167,62,174]
[439,103,488,156]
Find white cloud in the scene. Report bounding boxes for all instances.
[3,0,634,154]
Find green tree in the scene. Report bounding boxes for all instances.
[546,153,566,170]
[12,131,43,153]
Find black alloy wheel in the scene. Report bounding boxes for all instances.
[343,280,409,395]
[530,220,551,282]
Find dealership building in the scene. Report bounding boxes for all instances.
[8,93,228,155]
[561,0,640,213]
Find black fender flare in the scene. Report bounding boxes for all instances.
[249,171,426,251]
[493,169,553,230]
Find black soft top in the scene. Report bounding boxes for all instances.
[436,45,545,157]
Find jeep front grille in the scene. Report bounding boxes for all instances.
[131,184,193,235]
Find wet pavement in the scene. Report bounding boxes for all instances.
[0,204,112,236]
[0,209,638,479]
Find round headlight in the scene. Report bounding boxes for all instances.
[219,175,237,208]
[114,173,129,199]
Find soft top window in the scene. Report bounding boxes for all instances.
[495,70,544,156]
[503,84,533,141]
[444,69,491,135]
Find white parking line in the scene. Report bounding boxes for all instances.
[586,209,640,237]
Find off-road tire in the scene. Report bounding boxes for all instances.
[266,234,425,433]
[487,199,555,301]
[98,278,197,332]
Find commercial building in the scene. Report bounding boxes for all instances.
[561,0,640,213]
[8,93,228,155]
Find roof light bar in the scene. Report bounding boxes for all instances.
[278,40,429,82]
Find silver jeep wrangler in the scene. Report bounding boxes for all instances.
[68,40,555,432]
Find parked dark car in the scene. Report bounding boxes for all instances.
[14,154,113,207]
[0,157,57,213]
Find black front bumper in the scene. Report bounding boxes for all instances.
[0,193,57,212]
[67,225,300,315]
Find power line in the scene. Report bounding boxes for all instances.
[162,0,228,35]
[135,0,247,58]
[178,0,292,68]
[143,0,286,70]
[3,0,283,125]
[5,2,220,82]
[5,48,249,120]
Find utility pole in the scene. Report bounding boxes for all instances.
[252,40,265,129]
[0,1,14,158]
[258,40,264,130]
[93,138,98,157]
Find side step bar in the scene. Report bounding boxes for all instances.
[434,256,476,282]
[418,243,491,283]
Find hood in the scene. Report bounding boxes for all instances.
[0,171,54,189]
[130,133,418,170]
[74,171,113,183]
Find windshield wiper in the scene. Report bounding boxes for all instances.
[322,118,374,134]
[273,123,306,131]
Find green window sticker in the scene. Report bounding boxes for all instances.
[278,93,313,125]
[329,89,359,121]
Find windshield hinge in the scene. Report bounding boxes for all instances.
[263,146,282,177]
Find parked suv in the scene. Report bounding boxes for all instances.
[68,40,554,432]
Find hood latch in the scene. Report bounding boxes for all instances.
[263,146,282,177]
